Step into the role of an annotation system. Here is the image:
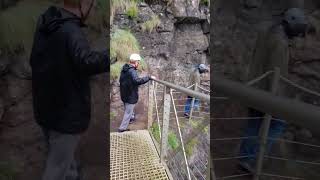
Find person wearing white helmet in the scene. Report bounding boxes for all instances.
[118,54,156,132]
[184,63,209,118]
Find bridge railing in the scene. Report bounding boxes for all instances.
[147,79,210,180]
[213,67,320,180]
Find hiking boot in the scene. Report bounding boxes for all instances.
[238,160,255,174]
[118,129,130,133]
[184,113,190,118]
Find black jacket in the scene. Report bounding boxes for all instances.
[120,64,150,104]
[30,6,109,134]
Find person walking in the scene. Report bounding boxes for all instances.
[184,64,209,118]
[238,8,308,173]
[29,0,109,180]
[118,54,156,132]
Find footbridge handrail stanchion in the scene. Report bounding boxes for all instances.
[160,93,171,162]
[148,81,155,129]
[254,67,280,180]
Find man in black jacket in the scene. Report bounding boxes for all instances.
[118,53,155,132]
[29,0,109,179]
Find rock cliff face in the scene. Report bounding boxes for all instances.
[212,0,320,178]
[111,0,210,129]
[112,1,209,84]
[111,1,210,179]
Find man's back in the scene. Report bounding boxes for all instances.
[30,6,108,134]
[119,64,149,104]
[247,24,289,93]
[189,67,201,87]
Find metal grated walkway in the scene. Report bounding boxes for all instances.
[110,130,169,180]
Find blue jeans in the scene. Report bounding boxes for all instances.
[239,109,286,163]
[184,96,200,114]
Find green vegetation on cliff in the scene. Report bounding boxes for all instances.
[110,29,147,79]
[150,123,180,150]
[141,15,161,33]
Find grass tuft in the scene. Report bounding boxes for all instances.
[110,62,125,80]
[111,29,140,63]
[126,1,139,19]
[151,123,179,150]
[168,132,179,150]
[141,15,161,33]
[111,0,139,23]
[151,122,161,142]
[190,119,201,129]
[186,138,198,157]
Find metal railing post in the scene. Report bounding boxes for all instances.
[189,83,198,120]
[160,91,171,163]
[207,153,211,180]
[153,82,162,139]
[148,81,155,129]
[210,154,217,180]
[254,67,280,180]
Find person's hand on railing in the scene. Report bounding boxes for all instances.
[150,75,156,80]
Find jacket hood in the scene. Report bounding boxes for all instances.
[122,64,135,72]
[38,6,84,35]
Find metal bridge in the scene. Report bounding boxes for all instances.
[110,67,320,180]
[212,67,320,180]
[110,79,210,180]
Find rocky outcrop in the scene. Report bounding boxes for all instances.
[112,1,210,179]
[170,0,200,18]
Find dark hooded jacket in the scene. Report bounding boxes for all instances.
[120,64,150,104]
[30,6,109,134]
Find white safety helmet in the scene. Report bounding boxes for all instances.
[198,64,209,73]
[129,53,141,62]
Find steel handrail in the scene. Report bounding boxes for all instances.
[214,74,320,137]
[152,79,210,102]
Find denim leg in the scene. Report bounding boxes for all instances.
[194,99,200,111]
[184,97,192,114]
[266,119,287,154]
[239,109,264,162]
[239,119,262,162]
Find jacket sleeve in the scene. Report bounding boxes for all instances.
[130,69,150,85]
[67,27,109,76]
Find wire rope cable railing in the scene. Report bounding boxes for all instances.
[212,68,320,180]
[148,79,210,180]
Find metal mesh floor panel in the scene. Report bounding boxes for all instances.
[110,130,169,180]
